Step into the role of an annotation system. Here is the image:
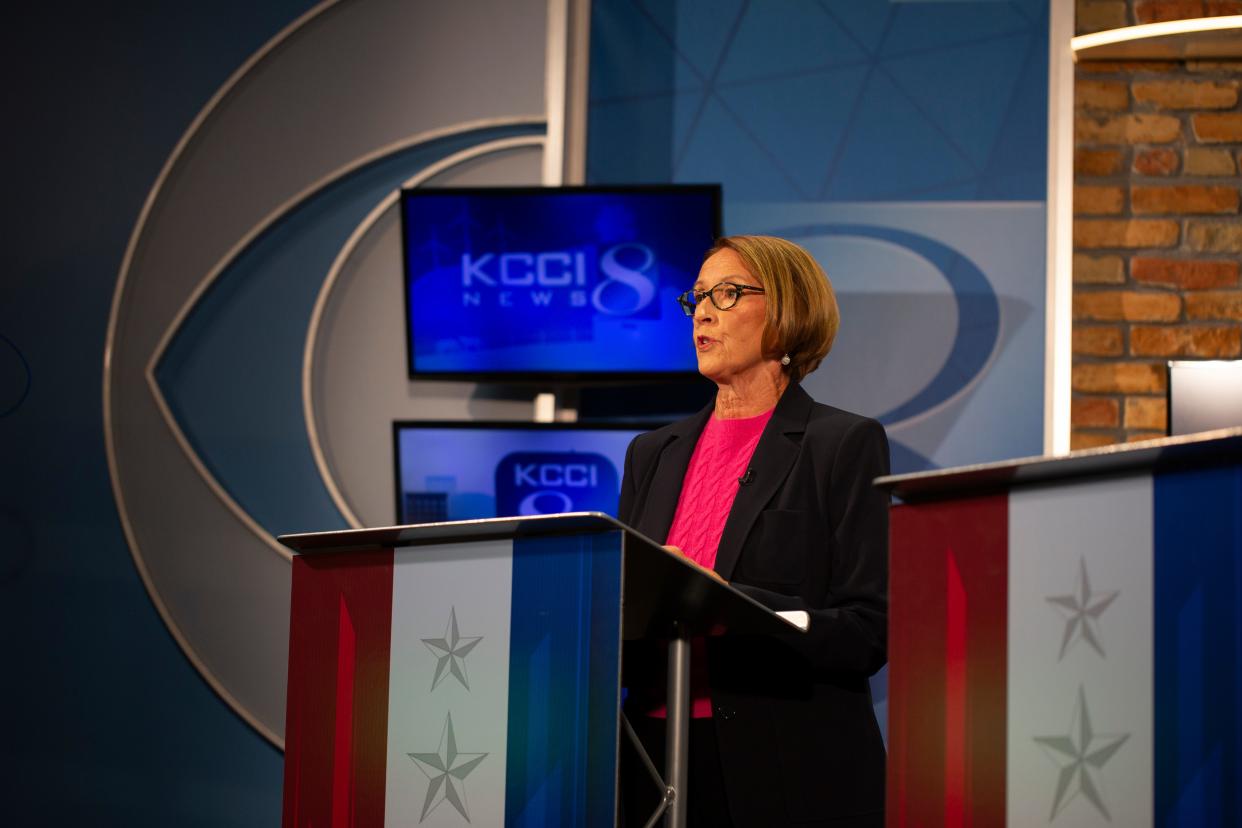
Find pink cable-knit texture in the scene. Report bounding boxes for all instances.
[650,408,773,720]
[666,408,773,570]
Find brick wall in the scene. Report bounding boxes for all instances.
[1073,1,1242,448]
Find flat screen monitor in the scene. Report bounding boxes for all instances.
[392,421,666,525]
[1167,360,1242,435]
[400,185,721,380]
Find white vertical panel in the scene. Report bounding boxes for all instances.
[1045,0,1076,455]
[542,0,568,185]
[1008,475,1153,827]
[385,540,513,827]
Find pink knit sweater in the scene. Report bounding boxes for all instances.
[655,408,773,718]
[666,409,774,569]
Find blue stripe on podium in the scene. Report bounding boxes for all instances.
[505,532,623,827]
[1154,464,1242,827]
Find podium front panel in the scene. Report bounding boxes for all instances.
[886,449,1242,827]
[283,532,623,827]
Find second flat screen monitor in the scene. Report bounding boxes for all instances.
[393,421,665,525]
[401,185,721,379]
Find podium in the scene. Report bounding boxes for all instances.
[277,512,804,827]
[878,427,1242,826]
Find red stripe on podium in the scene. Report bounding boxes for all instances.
[888,495,1008,828]
[332,597,357,827]
[944,549,966,827]
[283,550,395,828]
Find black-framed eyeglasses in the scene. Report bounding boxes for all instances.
[676,282,766,317]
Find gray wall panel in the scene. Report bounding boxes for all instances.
[310,143,545,529]
[106,0,552,745]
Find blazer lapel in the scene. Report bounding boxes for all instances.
[713,383,813,581]
[634,404,713,544]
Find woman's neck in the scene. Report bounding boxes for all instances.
[713,363,789,419]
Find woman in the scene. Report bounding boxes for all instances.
[619,235,889,827]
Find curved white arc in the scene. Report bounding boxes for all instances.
[1071,15,1242,53]
[142,370,295,559]
[104,0,339,396]
[138,120,546,569]
[101,0,342,753]
[400,135,546,191]
[145,116,546,387]
[303,135,548,529]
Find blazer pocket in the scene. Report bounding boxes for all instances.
[735,509,813,586]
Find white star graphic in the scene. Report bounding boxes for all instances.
[1046,557,1119,659]
[408,713,488,822]
[1034,685,1130,821]
[422,607,483,691]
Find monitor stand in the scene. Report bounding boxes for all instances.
[533,388,579,423]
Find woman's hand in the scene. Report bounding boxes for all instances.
[662,545,728,584]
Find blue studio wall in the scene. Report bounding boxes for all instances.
[588,0,1052,746]
[589,0,1051,473]
[2,4,313,824]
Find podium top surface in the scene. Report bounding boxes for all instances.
[875,426,1242,503]
[279,513,805,639]
[278,512,631,554]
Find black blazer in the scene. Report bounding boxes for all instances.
[619,382,889,827]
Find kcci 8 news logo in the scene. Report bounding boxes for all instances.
[495,451,620,517]
[459,242,658,317]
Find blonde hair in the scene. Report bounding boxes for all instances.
[705,235,839,383]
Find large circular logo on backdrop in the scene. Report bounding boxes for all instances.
[104,2,1032,750]
[103,0,554,746]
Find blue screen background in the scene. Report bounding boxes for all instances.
[402,190,716,374]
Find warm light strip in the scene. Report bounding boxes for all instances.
[1071,15,1242,52]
